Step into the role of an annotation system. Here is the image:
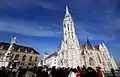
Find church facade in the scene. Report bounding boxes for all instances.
[57,6,118,71]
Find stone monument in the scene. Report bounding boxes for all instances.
[0,37,16,68]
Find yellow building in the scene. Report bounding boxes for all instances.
[0,42,40,68]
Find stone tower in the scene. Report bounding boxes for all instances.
[63,5,79,49]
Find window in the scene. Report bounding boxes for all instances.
[35,56,37,61]
[64,24,66,28]
[22,55,26,61]
[21,63,24,65]
[89,58,94,66]
[11,54,14,59]
[71,24,72,30]
[81,51,85,55]
[67,24,69,30]
[68,32,70,37]
[65,32,67,36]
[14,54,19,60]
[29,56,32,62]
[97,53,102,63]
[28,63,32,65]
[71,32,73,38]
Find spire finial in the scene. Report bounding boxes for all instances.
[87,37,92,46]
[66,5,69,14]
[11,36,16,44]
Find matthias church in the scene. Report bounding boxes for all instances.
[43,6,118,71]
[48,6,118,71]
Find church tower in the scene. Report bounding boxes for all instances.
[63,5,79,48]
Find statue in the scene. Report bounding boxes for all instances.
[0,37,16,68]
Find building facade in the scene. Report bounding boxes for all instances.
[43,52,58,68]
[0,37,40,68]
[57,6,118,71]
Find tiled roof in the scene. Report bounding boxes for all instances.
[94,44,99,50]
[0,42,39,54]
[45,52,57,60]
[79,44,99,50]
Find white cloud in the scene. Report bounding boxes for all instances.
[0,20,61,37]
[75,22,116,41]
[0,0,56,10]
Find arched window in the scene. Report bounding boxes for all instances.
[22,55,26,61]
[81,50,85,55]
[11,54,14,59]
[89,58,94,66]
[97,53,102,63]
[71,32,73,38]
[65,32,67,36]
[35,56,37,61]
[29,56,32,62]
[67,24,69,30]
[14,54,19,60]
[71,24,72,30]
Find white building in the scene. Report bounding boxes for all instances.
[43,52,58,68]
[57,6,118,71]
[44,6,118,71]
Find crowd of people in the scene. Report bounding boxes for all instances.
[0,65,116,77]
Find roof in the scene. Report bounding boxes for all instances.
[79,44,99,50]
[0,42,40,54]
[44,52,49,55]
[45,52,57,60]
[94,44,99,50]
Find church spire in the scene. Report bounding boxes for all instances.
[87,37,92,46]
[66,5,69,14]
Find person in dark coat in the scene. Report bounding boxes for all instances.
[41,68,48,77]
[0,67,7,77]
[111,68,115,77]
[87,67,98,77]
[51,66,57,77]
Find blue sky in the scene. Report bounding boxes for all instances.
[0,0,120,64]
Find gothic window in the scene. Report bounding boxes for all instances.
[62,52,64,57]
[68,32,70,37]
[67,24,69,30]
[11,54,14,59]
[71,24,72,30]
[89,58,94,66]
[65,32,67,36]
[29,56,32,62]
[71,32,73,38]
[103,54,107,60]
[64,24,66,28]
[14,54,19,60]
[35,56,37,61]
[21,63,24,65]
[81,50,85,55]
[66,40,67,44]
[66,15,69,18]
[97,53,102,63]
[22,55,26,61]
